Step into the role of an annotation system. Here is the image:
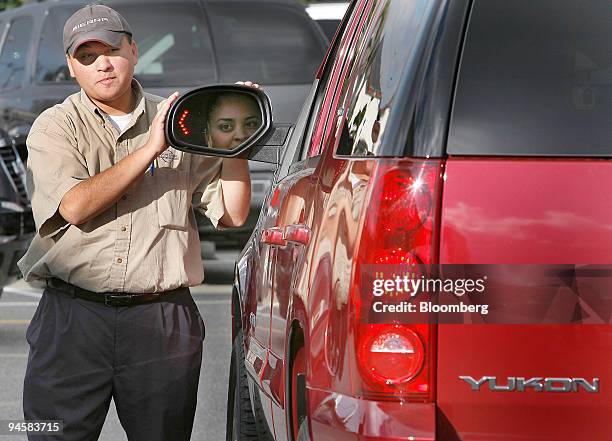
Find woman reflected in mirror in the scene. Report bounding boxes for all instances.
[203,92,262,149]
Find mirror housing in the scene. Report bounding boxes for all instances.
[166,84,291,163]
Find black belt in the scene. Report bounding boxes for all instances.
[46,277,164,307]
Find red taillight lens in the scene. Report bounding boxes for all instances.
[351,160,441,401]
[362,163,438,265]
[378,169,432,234]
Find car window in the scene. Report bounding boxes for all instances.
[36,7,76,83]
[206,2,325,85]
[38,2,216,87]
[274,1,359,179]
[448,0,612,157]
[0,15,34,90]
[334,0,438,157]
[300,0,364,160]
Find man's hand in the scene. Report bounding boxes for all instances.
[145,91,180,156]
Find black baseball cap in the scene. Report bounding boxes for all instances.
[63,4,133,57]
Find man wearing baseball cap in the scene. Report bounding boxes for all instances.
[19,3,252,440]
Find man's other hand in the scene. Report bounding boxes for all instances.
[235,81,261,90]
[146,91,180,156]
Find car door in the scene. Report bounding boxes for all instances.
[242,41,346,441]
[261,1,374,439]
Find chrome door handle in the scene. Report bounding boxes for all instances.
[283,224,311,245]
[261,227,286,246]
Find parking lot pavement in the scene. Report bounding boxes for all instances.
[0,279,232,441]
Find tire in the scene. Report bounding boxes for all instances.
[296,418,311,441]
[226,330,273,441]
[291,347,307,441]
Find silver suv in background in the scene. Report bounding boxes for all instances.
[0,0,329,278]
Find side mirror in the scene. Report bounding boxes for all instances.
[165,85,292,164]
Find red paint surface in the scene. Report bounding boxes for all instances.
[437,159,612,440]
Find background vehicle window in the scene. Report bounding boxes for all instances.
[0,16,33,90]
[37,2,216,87]
[116,2,216,86]
[334,0,437,157]
[207,2,325,84]
[306,2,351,44]
[448,0,612,156]
[36,8,75,83]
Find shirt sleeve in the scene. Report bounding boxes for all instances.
[26,110,89,237]
[190,155,226,229]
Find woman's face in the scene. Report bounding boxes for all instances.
[207,95,262,149]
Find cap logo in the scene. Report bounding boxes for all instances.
[72,17,109,32]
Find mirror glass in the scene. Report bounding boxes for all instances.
[172,90,264,150]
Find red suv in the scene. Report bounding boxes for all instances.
[169,0,612,439]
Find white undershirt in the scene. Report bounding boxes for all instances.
[106,112,133,134]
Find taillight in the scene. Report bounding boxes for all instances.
[350,160,442,401]
[364,165,437,265]
[357,324,425,385]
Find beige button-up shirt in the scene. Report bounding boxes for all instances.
[18,81,226,293]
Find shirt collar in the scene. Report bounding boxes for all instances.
[131,79,147,119]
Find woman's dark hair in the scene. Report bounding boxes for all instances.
[205,92,259,126]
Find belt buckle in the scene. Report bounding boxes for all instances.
[104,294,133,307]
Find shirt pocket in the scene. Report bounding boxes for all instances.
[155,168,190,230]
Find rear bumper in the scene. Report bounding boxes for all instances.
[308,388,435,440]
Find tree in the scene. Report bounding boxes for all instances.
[0,0,25,12]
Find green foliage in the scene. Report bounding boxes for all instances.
[0,0,25,12]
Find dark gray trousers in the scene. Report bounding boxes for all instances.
[23,286,205,441]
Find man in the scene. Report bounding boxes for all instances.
[18,4,251,440]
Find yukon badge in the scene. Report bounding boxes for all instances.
[459,376,599,393]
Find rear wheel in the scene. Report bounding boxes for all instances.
[291,347,308,441]
[226,330,263,441]
[296,418,311,441]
